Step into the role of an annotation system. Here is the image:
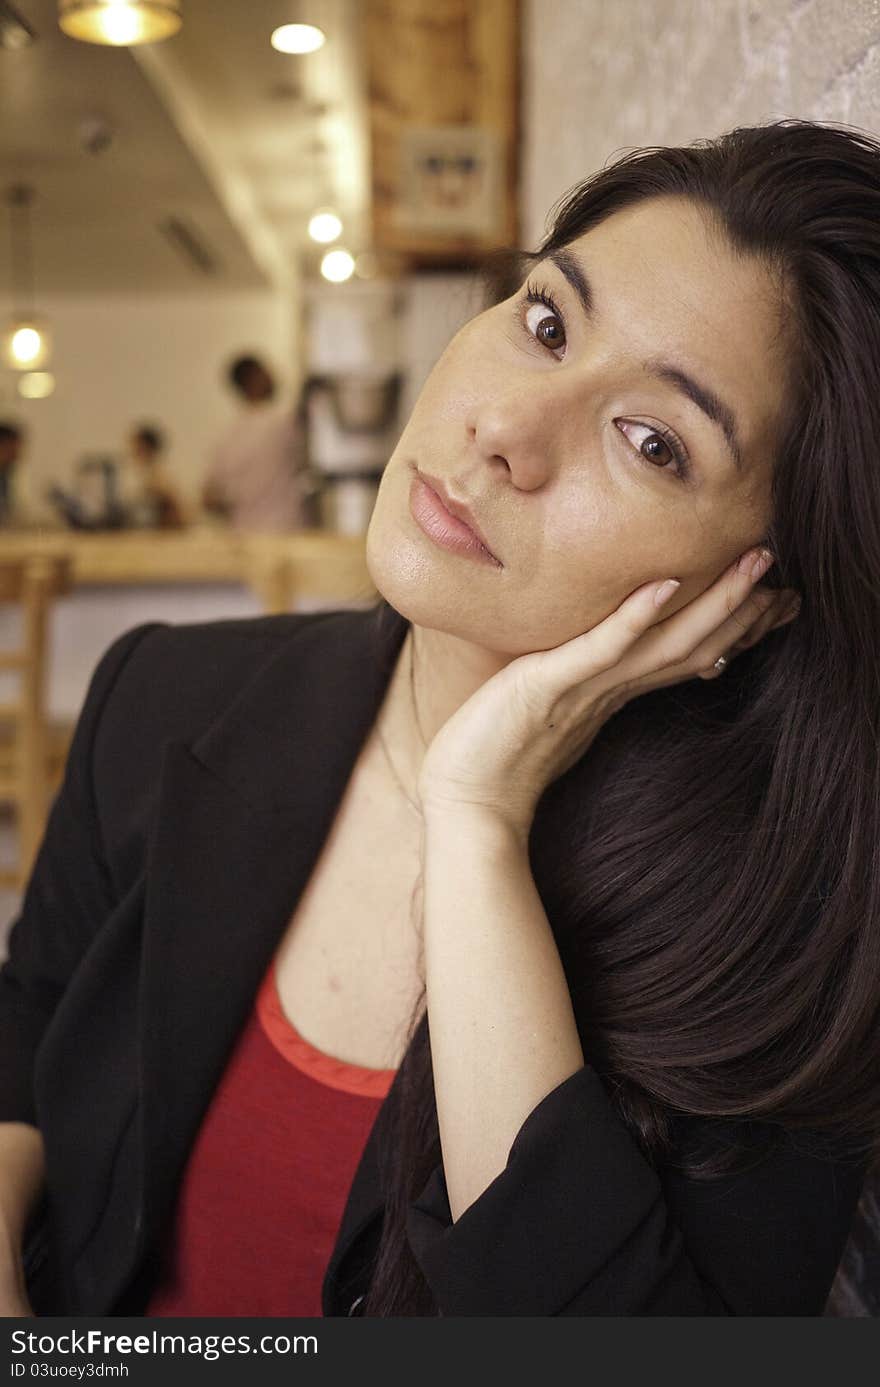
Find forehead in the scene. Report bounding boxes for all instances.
[558,196,791,459]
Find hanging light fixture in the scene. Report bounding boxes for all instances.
[1,185,52,373]
[58,1,182,47]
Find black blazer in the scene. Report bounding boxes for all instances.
[0,606,867,1316]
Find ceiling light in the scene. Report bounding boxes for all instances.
[58,1,182,46]
[320,248,355,284]
[17,371,55,400]
[270,23,325,55]
[1,320,52,371]
[308,211,342,244]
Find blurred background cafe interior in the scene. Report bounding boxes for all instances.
[0,0,521,923]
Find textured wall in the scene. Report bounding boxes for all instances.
[522,0,880,245]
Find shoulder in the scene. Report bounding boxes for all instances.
[85,603,399,779]
[75,607,385,889]
[87,609,351,754]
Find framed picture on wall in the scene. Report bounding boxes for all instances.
[393,125,504,240]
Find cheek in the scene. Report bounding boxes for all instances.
[542,467,689,583]
[533,484,753,642]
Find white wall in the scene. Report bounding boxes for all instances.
[304,270,484,427]
[0,289,297,520]
[398,273,486,422]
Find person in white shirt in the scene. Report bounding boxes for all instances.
[202,355,308,533]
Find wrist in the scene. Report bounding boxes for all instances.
[422,798,531,854]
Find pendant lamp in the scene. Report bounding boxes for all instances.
[58,1,182,46]
[1,185,52,373]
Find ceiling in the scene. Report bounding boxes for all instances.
[0,0,370,292]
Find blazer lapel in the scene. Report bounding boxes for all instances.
[138,605,409,1243]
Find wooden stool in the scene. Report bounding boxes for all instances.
[0,553,72,888]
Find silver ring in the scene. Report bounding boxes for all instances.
[713,654,728,673]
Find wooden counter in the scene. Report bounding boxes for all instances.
[0,527,379,721]
[0,527,378,612]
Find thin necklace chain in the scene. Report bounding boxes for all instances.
[376,631,427,817]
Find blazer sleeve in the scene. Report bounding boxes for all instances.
[405,1065,867,1316]
[0,623,163,1126]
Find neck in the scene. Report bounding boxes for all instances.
[379,622,510,794]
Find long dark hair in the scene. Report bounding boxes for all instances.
[361,121,880,1315]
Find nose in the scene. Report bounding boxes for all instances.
[464,380,565,491]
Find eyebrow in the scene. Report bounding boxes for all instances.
[548,249,745,473]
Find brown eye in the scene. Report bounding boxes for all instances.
[614,419,692,482]
[524,301,567,352]
[640,434,674,466]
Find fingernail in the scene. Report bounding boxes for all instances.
[654,579,681,607]
[749,548,774,581]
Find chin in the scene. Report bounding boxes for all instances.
[365,467,589,655]
[365,510,457,632]
[366,515,539,656]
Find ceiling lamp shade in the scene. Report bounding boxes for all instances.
[58,1,182,46]
[3,185,52,371]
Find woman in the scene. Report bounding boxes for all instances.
[0,119,877,1318]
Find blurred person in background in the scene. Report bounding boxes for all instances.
[201,354,309,533]
[0,421,24,526]
[121,425,189,530]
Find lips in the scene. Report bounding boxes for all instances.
[415,469,500,563]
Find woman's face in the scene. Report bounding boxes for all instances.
[366,195,791,655]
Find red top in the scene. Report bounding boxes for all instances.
[146,962,396,1317]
